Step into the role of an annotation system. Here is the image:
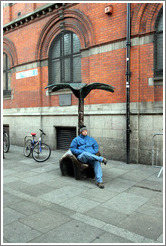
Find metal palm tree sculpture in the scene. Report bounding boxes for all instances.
[45,83,115,133]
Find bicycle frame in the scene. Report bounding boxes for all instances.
[24,129,51,162]
[24,129,45,153]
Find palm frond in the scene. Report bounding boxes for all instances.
[81,83,115,98]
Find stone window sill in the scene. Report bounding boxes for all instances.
[148,77,163,86]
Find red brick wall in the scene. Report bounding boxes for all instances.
[3,5,11,25]
[3,3,163,109]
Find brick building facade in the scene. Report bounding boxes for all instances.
[3,2,164,164]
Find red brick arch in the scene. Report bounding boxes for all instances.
[36,9,95,60]
[3,37,18,67]
[131,3,163,35]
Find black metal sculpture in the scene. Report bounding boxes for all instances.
[45,83,115,134]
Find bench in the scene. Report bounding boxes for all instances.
[59,150,97,180]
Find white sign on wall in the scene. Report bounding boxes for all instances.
[16,69,38,79]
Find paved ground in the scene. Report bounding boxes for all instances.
[3,145,164,244]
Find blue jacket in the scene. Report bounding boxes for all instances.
[70,134,99,156]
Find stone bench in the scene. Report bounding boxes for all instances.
[59,150,96,180]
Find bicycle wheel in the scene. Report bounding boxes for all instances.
[3,132,10,153]
[23,139,32,157]
[32,143,51,162]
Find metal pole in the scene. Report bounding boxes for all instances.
[126,3,131,164]
[78,97,84,135]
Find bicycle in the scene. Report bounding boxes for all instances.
[23,129,51,162]
[3,131,10,153]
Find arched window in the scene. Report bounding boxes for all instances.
[154,8,163,78]
[3,53,11,96]
[49,31,81,85]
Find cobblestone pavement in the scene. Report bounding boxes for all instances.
[3,145,164,244]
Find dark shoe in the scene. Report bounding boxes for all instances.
[97,182,104,189]
[102,157,107,165]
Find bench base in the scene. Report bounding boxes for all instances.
[59,150,95,180]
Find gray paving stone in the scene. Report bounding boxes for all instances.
[3,207,25,225]
[23,172,56,185]
[3,191,23,207]
[136,204,163,220]
[12,164,32,172]
[60,196,100,213]
[46,203,75,217]
[157,233,163,243]
[29,220,104,243]
[148,172,163,182]
[32,164,58,173]
[120,169,156,182]
[91,231,133,243]
[44,178,70,189]
[11,170,38,179]
[71,212,106,229]
[3,221,41,243]
[103,167,130,180]
[81,187,118,203]
[103,223,145,243]
[3,176,19,184]
[8,200,47,216]
[136,179,163,191]
[85,206,127,226]
[118,211,163,241]
[144,193,163,208]
[38,186,88,204]
[3,160,20,168]
[15,183,56,197]
[125,186,160,198]
[19,209,71,233]
[106,177,136,192]
[101,192,149,215]
[3,169,17,176]
[4,180,31,192]
[3,145,163,244]
[19,158,40,165]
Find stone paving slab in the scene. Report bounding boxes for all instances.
[29,219,104,243]
[81,186,118,203]
[105,177,137,192]
[19,208,71,233]
[38,185,89,204]
[101,192,149,215]
[118,211,163,241]
[3,207,26,225]
[8,199,48,216]
[60,196,100,213]
[3,191,23,207]
[85,206,128,226]
[3,221,42,243]
[91,231,133,243]
[3,145,164,244]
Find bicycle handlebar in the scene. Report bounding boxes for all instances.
[39,129,46,135]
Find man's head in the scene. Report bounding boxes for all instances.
[80,125,88,136]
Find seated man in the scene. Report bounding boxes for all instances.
[70,125,107,188]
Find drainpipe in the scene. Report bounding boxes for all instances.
[126,3,131,164]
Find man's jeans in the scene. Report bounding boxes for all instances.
[77,151,103,183]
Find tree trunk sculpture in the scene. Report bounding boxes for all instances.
[45,83,115,134]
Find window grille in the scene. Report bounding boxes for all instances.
[3,53,11,96]
[56,127,76,150]
[154,8,163,78]
[48,31,81,85]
